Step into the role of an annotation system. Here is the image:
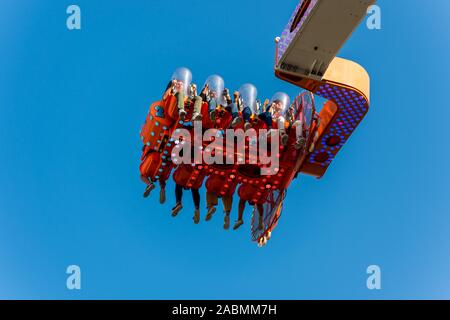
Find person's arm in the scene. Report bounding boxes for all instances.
[262,99,270,112]
[256,100,262,114]
[224,89,232,105]
[233,91,242,111]
[190,84,198,98]
[265,102,274,113]
[200,84,209,101]
[285,106,295,125]
[162,80,175,100]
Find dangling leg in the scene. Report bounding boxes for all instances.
[222,195,233,230]
[205,192,218,222]
[172,184,183,217]
[192,95,203,121]
[141,176,155,198]
[159,180,166,204]
[192,188,201,224]
[176,91,186,121]
[233,199,246,230]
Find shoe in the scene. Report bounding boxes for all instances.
[210,110,216,121]
[258,215,264,231]
[171,203,183,217]
[143,184,155,198]
[223,215,230,230]
[193,209,200,224]
[159,187,166,204]
[244,122,252,131]
[231,117,242,128]
[294,137,306,150]
[233,220,244,230]
[205,206,216,222]
[192,112,202,121]
[179,109,186,121]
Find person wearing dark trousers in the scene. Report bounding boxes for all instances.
[172,184,201,224]
[229,91,243,127]
[257,99,273,129]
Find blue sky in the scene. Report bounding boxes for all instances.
[0,0,449,299]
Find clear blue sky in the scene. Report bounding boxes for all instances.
[1,0,449,299]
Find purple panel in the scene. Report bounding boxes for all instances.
[309,84,369,168]
[277,0,319,62]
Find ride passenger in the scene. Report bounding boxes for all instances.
[287,100,321,151]
[141,78,183,202]
[171,67,203,121]
[172,184,201,224]
[230,83,258,130]
[201,75,226,122]
[205,191,233,230]
[171,145,202,224]
[142,176,166,204]
[229,91,242,127]
[212,88,234,123]
[258,92,291,146]
[233,199,264,231]
[172,184,200,224]
[290,111,307,150]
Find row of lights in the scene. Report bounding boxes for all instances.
[144,103,292,202]
[311,83,369,167]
